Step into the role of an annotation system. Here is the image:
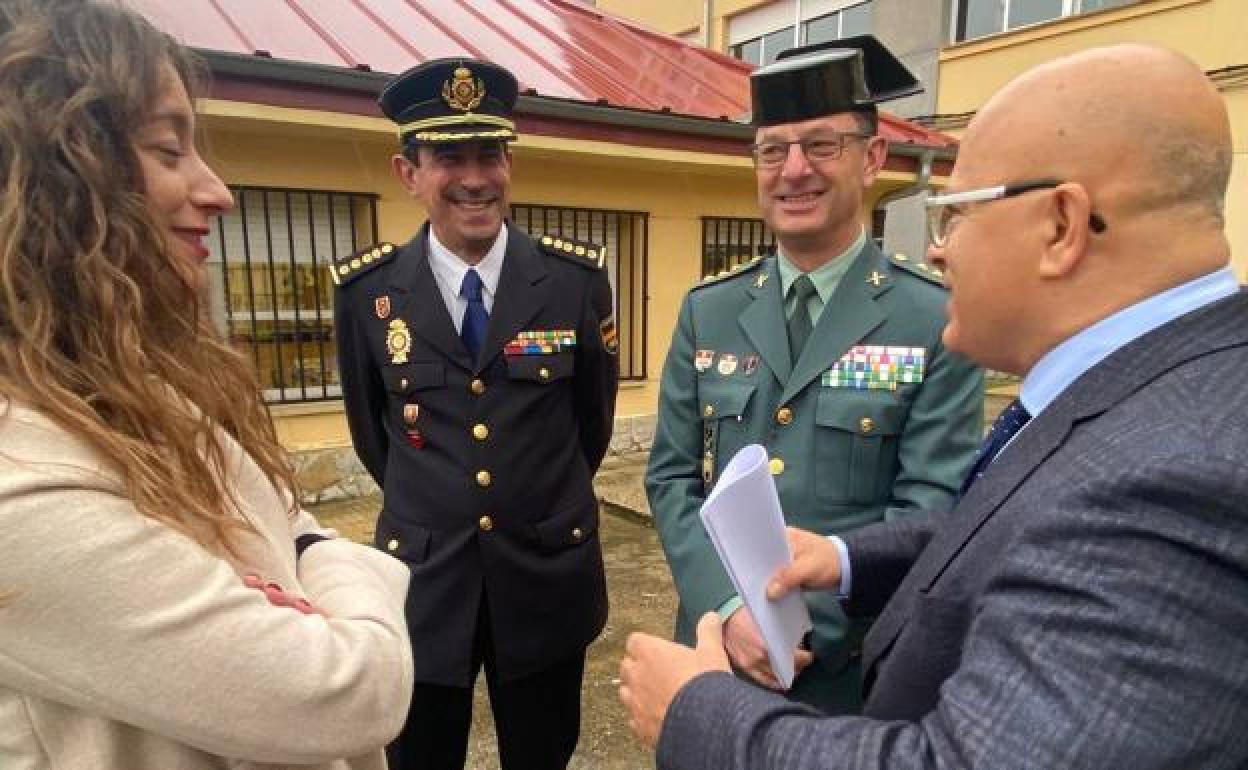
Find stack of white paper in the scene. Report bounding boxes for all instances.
[699,444,812,688]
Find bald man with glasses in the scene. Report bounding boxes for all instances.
[625,43,1248,770]
[645,36,983,716]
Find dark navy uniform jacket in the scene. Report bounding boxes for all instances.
[332,221,618,686]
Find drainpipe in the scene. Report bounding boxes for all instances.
[872,147,936,243]
[703,0,713,48]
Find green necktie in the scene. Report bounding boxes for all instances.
[787,274,817,363]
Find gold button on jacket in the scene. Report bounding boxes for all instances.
[478,515,494,532]
[476,470,492,487]
[472,424,489,441]
[470,378,486,395]
[776,406,794,425]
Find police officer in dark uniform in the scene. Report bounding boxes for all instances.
[331,58,618,770]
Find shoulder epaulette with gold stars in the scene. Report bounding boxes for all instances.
[329,242,397,287]
[537,234,606,269]
[889,252,945,287]
[692,255,766,290]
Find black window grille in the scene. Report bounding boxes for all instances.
[702,217,775,279]
[208,186,379,404]
[511,204,648,381]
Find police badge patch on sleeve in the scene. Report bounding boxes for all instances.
[599,313,618,355]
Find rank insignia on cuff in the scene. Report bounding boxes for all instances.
[504,329,577,355]
[822,345,925,390]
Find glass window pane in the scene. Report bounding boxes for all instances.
[804,12,839,45]
[1079,0,1132,12]
[1008,0,1064,29]
[960,0,1005,40]
[735,38,762,66]
[761,25,796,64]
[841,3,872,37]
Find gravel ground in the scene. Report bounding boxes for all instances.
[310,496,674,769]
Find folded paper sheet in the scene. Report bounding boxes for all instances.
[700,444,812,688]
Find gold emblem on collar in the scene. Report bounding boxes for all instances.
[867,270,886,287]
[443,66,485,112]
[386,319,411,364]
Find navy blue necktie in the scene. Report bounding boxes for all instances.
[459,268,488,361]
[960,398,1031,497]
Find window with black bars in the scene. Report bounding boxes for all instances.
[511,204,648,381]
[702,217,775,279]
[207,186,378,404]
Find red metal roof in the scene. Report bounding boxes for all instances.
[124,0,955,149]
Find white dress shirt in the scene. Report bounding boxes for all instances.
[426,225,507,333]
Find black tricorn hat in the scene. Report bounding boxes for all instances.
[379,57,519,144]
[750,35,922,127]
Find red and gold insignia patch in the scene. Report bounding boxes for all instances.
[599,314,618,355]
[375,295,391,320]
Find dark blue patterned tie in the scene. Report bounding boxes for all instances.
[960,397,1031,497]
[459,268,488,361]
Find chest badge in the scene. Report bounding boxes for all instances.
[717,353,738,376]
[867,270,886,287]
[375,295,391,320]
[386,319,411,364]
[755,273,769,288]
[743,354,759,376]
[695,349,714,373]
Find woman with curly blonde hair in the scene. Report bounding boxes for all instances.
[0,1,412,767]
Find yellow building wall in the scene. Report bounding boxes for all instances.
[596,0,777,50]
[936,0,1248,278]
[595,0,704,37]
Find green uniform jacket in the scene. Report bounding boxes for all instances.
[647,240,983,681]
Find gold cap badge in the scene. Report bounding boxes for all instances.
[443,66,485,112]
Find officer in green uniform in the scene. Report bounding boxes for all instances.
[646,36,983,715]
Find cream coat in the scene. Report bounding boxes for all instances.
[0,403,413,769]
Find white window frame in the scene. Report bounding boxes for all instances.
[729,0,872,63]
[801,1,872,45]
[949,0,1130,43]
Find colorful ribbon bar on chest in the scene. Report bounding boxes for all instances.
[504,329,578,355]
[822,345,925,390]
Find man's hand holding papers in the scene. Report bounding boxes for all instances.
[767,527,844,600]
[698,445,813,689]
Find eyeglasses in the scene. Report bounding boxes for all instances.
[750,132,873,169]
[925,178,1108,247]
